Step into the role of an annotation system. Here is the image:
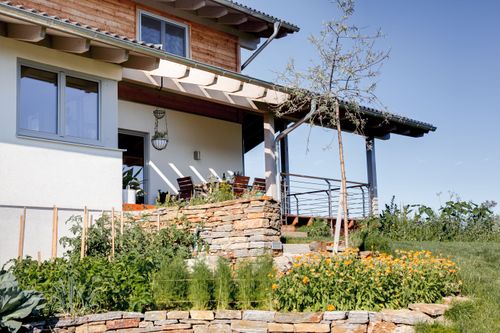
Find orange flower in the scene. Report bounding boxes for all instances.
[327,304,335,311]
[272,283,278,290]
[302,276,310,284]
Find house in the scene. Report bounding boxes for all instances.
[0,0,435,264]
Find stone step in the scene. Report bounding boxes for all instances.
[281,231,308,238]
[282,243,311,255]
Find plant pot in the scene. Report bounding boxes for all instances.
[122,189,137,204]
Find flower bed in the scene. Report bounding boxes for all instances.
[274,250,461,312]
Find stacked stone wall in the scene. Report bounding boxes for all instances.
[131,197,282,260]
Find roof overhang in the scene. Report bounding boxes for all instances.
[135,0,299,50]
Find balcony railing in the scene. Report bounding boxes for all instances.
[280,173,370,224]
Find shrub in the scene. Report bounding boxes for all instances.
[298,218,331,238]
[252,256,275,310]
[213,258,233,310]
[273,250,461,312]
[375,197,500,242]
[152,256,189,309]
[188,260,212,310]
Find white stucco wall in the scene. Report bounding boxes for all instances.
[118,100,243,203]
[0,37,123,265]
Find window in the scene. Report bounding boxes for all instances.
[18,63,100,144]
[139,11,188,57]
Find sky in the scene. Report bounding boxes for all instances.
[240,0,500,212]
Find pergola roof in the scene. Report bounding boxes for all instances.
[0,0,435,140]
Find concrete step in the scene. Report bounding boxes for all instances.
[281,231,308,238]
[282,243,311,255]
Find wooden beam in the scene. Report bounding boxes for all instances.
[122,55,160,71]
[239,21,269,33]
[7,23,46,42]
[218,14,248,25]
[175,0,206,10]
[197,6,228,18]
[90,46,129,63]
[52,36,90,53]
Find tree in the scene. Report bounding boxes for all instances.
[275,0,389,250]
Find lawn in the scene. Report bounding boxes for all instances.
[392,241,500,333]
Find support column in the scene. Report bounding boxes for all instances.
[366,137,379,215]
[264,112,278,199]
[280,135,290,213]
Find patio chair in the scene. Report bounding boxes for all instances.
[177,176,194,200]
[232,175,250,197]
[252,177,266,193]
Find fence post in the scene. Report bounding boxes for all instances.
[51,206,58,260]
[157,213,160,231]
[18,208,26,259]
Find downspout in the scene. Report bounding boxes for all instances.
[241,21,282,71]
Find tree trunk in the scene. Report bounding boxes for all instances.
[334,100,350,248]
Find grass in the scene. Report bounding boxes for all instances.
[392,241,500,333]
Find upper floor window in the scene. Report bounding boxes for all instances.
[139,11,189,57]
[18,63,100,144]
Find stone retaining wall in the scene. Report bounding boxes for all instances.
[26,302,455,333]
[130,197,282,260]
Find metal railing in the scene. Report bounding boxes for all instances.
[280,173,370,221]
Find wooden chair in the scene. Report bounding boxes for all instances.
[232,175,250,197]
[252,177,266,193]
[177,176,194,200]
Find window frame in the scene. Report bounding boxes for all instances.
[137,9,191,58]
[16,59,103,146]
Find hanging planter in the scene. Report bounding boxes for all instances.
[151,109,169,151]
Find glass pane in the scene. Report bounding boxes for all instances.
[164,22,186,56]
[141,14,162,45]
[65,76,99,140]
[19,66,58,134]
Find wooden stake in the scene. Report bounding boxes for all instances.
[120,211,124,235]
[156,213,160,231]
[51,206,58,260]
[37,251,42,265]
[80,207,88,260]
[17,208,26,259]
[111,208,115,259]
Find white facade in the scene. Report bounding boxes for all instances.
[0,37,244,264]
[118,100,243,204]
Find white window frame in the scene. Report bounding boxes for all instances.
[137,9,191,58]
[16,59,103,146]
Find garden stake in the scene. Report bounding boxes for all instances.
[111,207,115,258]
[17,207,26,259]
[80,206,88,260]
[51,206,58,260]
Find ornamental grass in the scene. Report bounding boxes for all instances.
[273,249,461,312]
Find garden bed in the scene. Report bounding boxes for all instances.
[24,302,461,333]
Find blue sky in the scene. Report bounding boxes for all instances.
[241,0,500,212]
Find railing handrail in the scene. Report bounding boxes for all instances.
[281,172,369,187]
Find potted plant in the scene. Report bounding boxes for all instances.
[122,167,143,204]
[151,131,169,151]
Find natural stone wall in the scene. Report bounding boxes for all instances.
[25,302,456,333]
[129,197,282,260]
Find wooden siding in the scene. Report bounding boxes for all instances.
[11,0,239,71]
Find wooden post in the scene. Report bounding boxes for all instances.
[17,208,26,259]
[51,206,58,260]
[156,213,160,231]
[111,208,115,259]
[120,211,124,235]
[37,251,42,265]
[80,207,88,260]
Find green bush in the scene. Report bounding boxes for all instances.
[298,218,331,238]
[213,258,233,310]
[252,256,274,310]
[11,214,197,315]
[189,260,213,310]
[235,260,254,309]
[152,256,189,309]
[375,197,500,242]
